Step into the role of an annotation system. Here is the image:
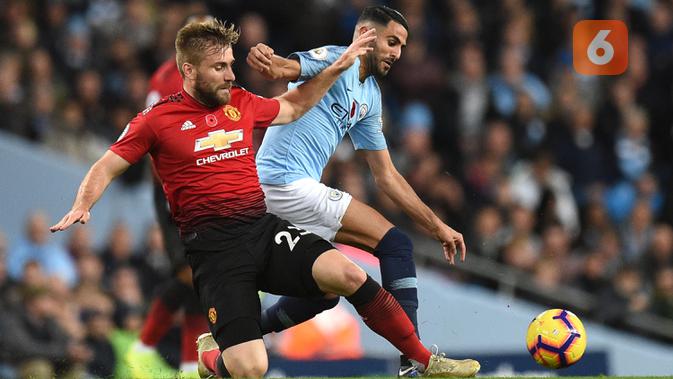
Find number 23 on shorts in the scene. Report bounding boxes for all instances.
[573,20,628,75]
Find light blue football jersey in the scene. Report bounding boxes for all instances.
[256,45,387,185]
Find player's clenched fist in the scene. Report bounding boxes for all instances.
[247,42,277,79]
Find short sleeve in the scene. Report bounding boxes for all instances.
[250,94,280,128]
[109,113,156,164]
[348,96,387,151]
[289,45,344,82]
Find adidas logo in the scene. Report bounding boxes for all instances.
[181,120,196,131]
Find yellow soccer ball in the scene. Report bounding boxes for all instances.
[526,309,587,368]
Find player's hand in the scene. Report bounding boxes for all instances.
[332,28,376,72]
[433,223,467,265]
[49,209,91,232]
[247,43,279,80]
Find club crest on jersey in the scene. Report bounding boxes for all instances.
[309,47,328,60]
[194,129,243,152]
[208,307,217,324]
[223,105,241,121]
[328,189,344,201]
[205,114,218,127]
[358,103,368,121]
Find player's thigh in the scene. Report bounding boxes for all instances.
[255,215,333,297]
[335,197,394,251]
[185,243,262,349]
[262,179,351,241]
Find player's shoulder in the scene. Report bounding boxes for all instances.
[139,91,186,118]
[298,45,345,60]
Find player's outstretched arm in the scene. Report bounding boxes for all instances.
[271,29,376,125]
[50,151,130,232]
[247,43,301,82]
[362,149,467,264]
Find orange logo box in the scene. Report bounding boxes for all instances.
[573,20,628,75]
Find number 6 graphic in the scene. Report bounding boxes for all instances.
[573,20,627,75]
[587,30,614,65]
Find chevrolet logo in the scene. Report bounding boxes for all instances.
[194,129,243,152]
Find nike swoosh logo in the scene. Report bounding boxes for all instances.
[398,366,418,377]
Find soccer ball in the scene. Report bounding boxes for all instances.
[526,309,586,369]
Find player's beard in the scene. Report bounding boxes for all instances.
[367,52,391,79]
[193,74,231,108]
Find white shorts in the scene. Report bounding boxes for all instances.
[261,178,352,241]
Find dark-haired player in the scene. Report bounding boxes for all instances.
[248,6,475,376]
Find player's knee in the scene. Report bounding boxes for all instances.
[341,262,367,294]
[226,354,268,378]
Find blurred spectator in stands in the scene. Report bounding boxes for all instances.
[133,223,172,297]
[0,287,91,378]
[509,150,579,236]
[650,267,673,319]
[8,211,77,287]
[0,51,26,137]
[66,225,95,260]
[110,266,144,315]
[399,101,434,163]
[645,1,673,168]
[101,222,138,285]
[83,307,117,378]
[615,106,652,182]
[448,41,489,158]
[621,199,655,264]
[640,224,673,280]
[236,12,273,95]
[121,0,156,51]
[540,224,582,282]
[483,119,516,172]
[595,265,649,326]
[551,102,613,204]
[576,251,611,293]
[390,36,445,103]
[605,171,663,224]
[75,70,109,138]
[0,232,20,310]
[579,202,614,251]
[75,253,104,293]
[532,258,562,291]
[502,236,539,273]
[506,204,538,244]
[442,0,482,50]
[472,206,506,259]
[61,16,92,73]
[510,91,546,159]
[46,100,108,164]
[488,45,550,118]
[595,77,633,152]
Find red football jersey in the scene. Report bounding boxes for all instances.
[111,88,280,232]
[146,58,183,106]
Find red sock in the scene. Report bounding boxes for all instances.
[140,299,175,346]
[202,349,220,374]
[181,312,209,363]
[355,288,431,367]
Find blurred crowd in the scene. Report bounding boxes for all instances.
[2,0,673,376]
